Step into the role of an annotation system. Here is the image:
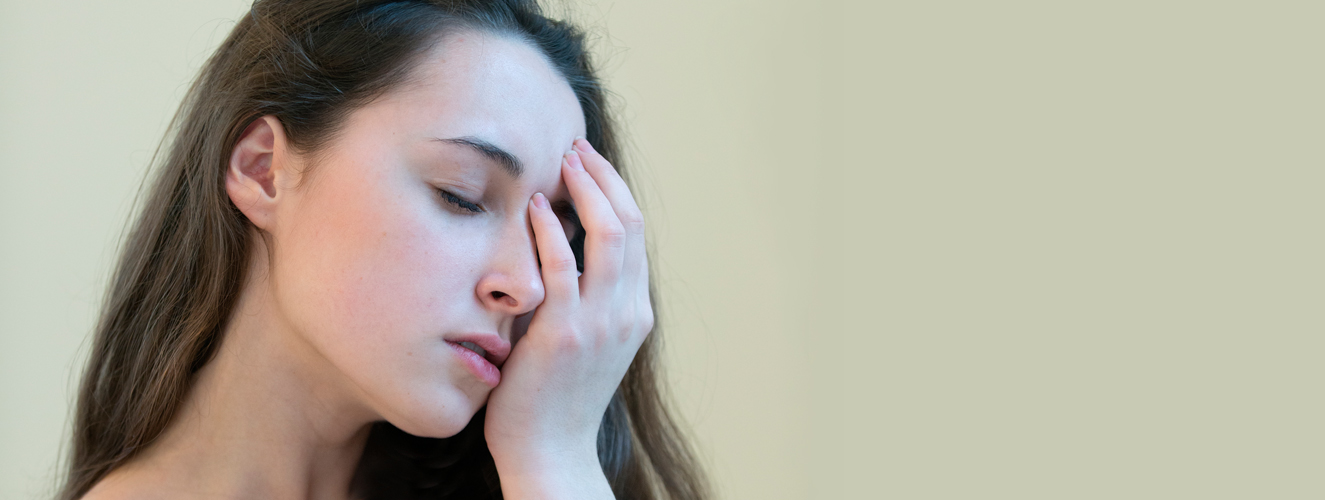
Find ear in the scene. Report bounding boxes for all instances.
[226,116,291,230]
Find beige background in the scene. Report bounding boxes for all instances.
[2,0,1321,498]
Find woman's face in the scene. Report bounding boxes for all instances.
[266,31,586,437]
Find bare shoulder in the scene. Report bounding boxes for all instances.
[77,465,172,500]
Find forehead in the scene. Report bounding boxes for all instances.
[368,30,586,176]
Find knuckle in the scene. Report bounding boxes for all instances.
[551,328,588,352]
[543,254,578,274]
[594,221,627,248]
[620,209,645,235]
[608,310,629,331]
[617,324,635,343]
[610,309,639,342]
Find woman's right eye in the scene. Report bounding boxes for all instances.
[437,189,484,214]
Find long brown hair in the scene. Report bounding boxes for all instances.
[59,1,708,498]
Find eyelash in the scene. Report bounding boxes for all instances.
[437,189,581,247]
[438,189,484,214]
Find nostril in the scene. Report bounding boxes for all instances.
[490,291,519,308]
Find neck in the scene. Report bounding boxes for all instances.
[104,247,379,500]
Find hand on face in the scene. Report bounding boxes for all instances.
[483,138,652,465]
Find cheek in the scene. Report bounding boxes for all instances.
[269,167,488,429]
[279,186,461,336]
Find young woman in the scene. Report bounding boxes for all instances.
[60,1,708,499]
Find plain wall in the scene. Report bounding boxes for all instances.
[2,1,1321,499]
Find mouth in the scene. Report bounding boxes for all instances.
[446,341,501,387]
[443,333,511,368]
[457,341,487,360]
[442,333,511,388]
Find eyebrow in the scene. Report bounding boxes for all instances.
[433,136,523,179]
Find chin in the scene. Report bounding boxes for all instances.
[380,391,486,439]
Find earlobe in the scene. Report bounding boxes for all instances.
[226,116,289,229]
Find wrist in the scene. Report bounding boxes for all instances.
[489,439,600,474]
[490,444,613,499]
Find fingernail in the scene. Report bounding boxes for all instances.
[565,150,584,171]
[532,192,549,209]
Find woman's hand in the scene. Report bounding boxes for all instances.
[484,138,652,497]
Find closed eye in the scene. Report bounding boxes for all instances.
[437,189,484,214]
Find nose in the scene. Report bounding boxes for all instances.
[475,215,546,317]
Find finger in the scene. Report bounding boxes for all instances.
[563,151,625,296]
[529,192,579,307]
[572,139,647,279]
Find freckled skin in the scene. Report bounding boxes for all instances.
[268,31,585,438]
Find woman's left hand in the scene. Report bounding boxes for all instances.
[483,138,652,494]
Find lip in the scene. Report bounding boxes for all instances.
[445,333,511,368]
[447,341,501,387]
[443,333,511,388]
